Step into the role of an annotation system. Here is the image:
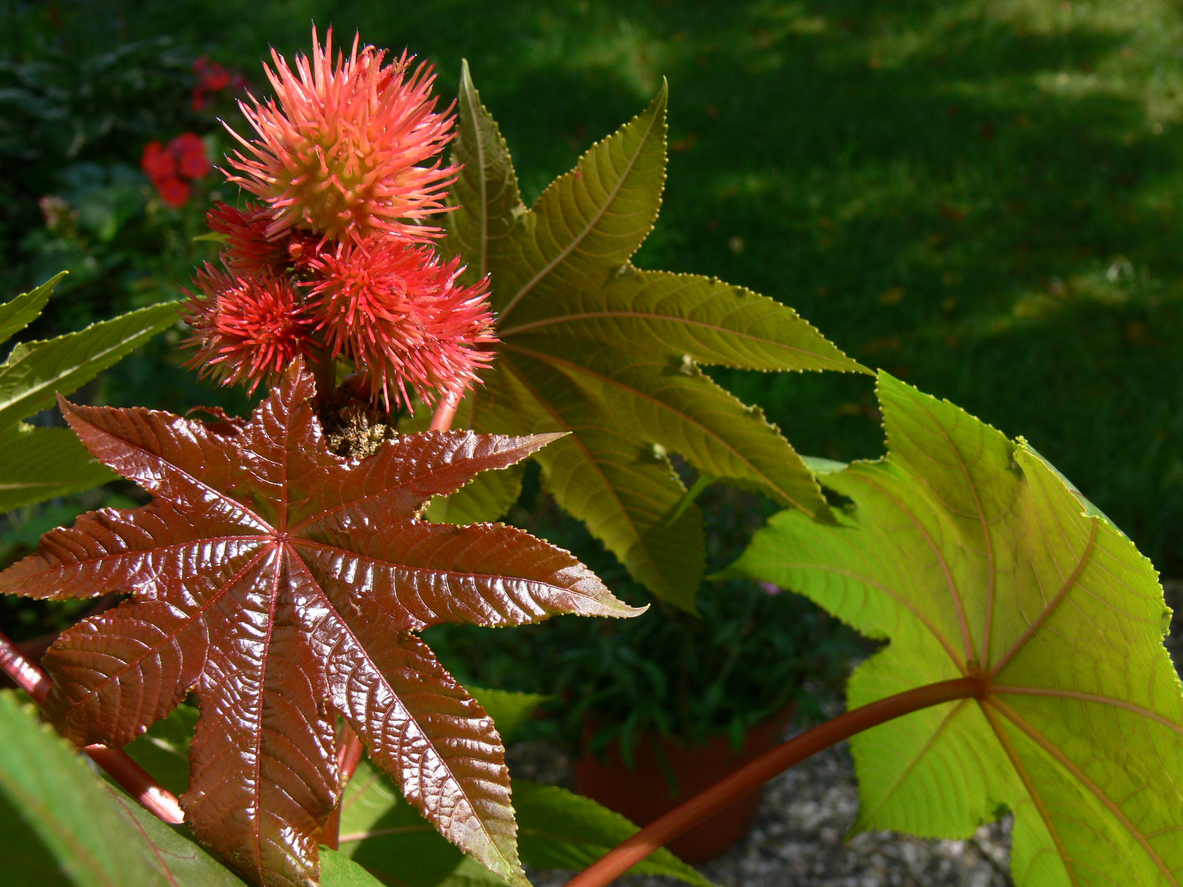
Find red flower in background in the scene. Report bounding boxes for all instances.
[142,133,212,208]
[172,133,211,179]
[192,55,247,112]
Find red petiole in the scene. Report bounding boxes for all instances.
[565,675,988,887]
[0,628,185,825]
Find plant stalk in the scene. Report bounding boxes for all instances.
[319,382,462,846]
[563,675,987,887]
[322,723,365,849]
[306,349,337,403]
[0,629,185,825]
[428,384,464,432]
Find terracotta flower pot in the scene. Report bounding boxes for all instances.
[574,707,793,863]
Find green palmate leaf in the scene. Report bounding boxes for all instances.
[0,424,115,512]
[0,272,59,344]
[444,60,523,288]
[724,372,1183,886]
[337,760,711,887]
[0,690,241,887]
[424,461,523,526]
[439,69,866,608]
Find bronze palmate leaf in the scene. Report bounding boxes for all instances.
[0,360,638,887]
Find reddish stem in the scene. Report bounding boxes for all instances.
[0,629,185,825]
[322,383,459,847]
[322,723,365,850]
[12,596,118,667]
[428,385,463,432]
[563,675,987,887]
[307,349,337,403]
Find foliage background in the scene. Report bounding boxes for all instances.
[2,0,1180,573]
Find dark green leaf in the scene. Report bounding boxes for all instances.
[0,300,177,432]
[515,782,714,887]
[0,425,114,512]
[0,273,60,345]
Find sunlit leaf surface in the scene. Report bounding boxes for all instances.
[434,64,866,609]
[726,372,1183,886]
[0,361,638,887]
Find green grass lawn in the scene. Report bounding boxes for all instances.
[8,0,1183,573]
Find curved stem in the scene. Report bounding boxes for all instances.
[322,723,365,850]
[0,629,185,825]
[306,350,337,402]
[428,385,463,432]
[564,675,986,887]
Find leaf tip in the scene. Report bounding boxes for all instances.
[519,430,568,455]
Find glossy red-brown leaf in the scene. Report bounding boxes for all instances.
[0,360,638,887]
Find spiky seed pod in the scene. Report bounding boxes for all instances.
[306,236,496,411]
[224,28,458,245]
[182,263,319,393]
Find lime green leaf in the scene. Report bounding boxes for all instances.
[0,425,115,512]
[0,300,177,432]
[320,849,389,887]
[0,273,60,345]
[336,759,510,887]
[445,74,862,608]
[724,372,1183,886]
[514,782,715,887]
[467,687,548,745]
[0,689,240,887]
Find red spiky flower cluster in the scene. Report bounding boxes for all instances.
[225,29,458,244]
[183,29,495,411]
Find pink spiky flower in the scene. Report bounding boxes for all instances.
[182,263,318,393]
[225,28,458,244]
[306,236,496,411]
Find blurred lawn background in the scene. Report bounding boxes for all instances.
[3,0,1182,576]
